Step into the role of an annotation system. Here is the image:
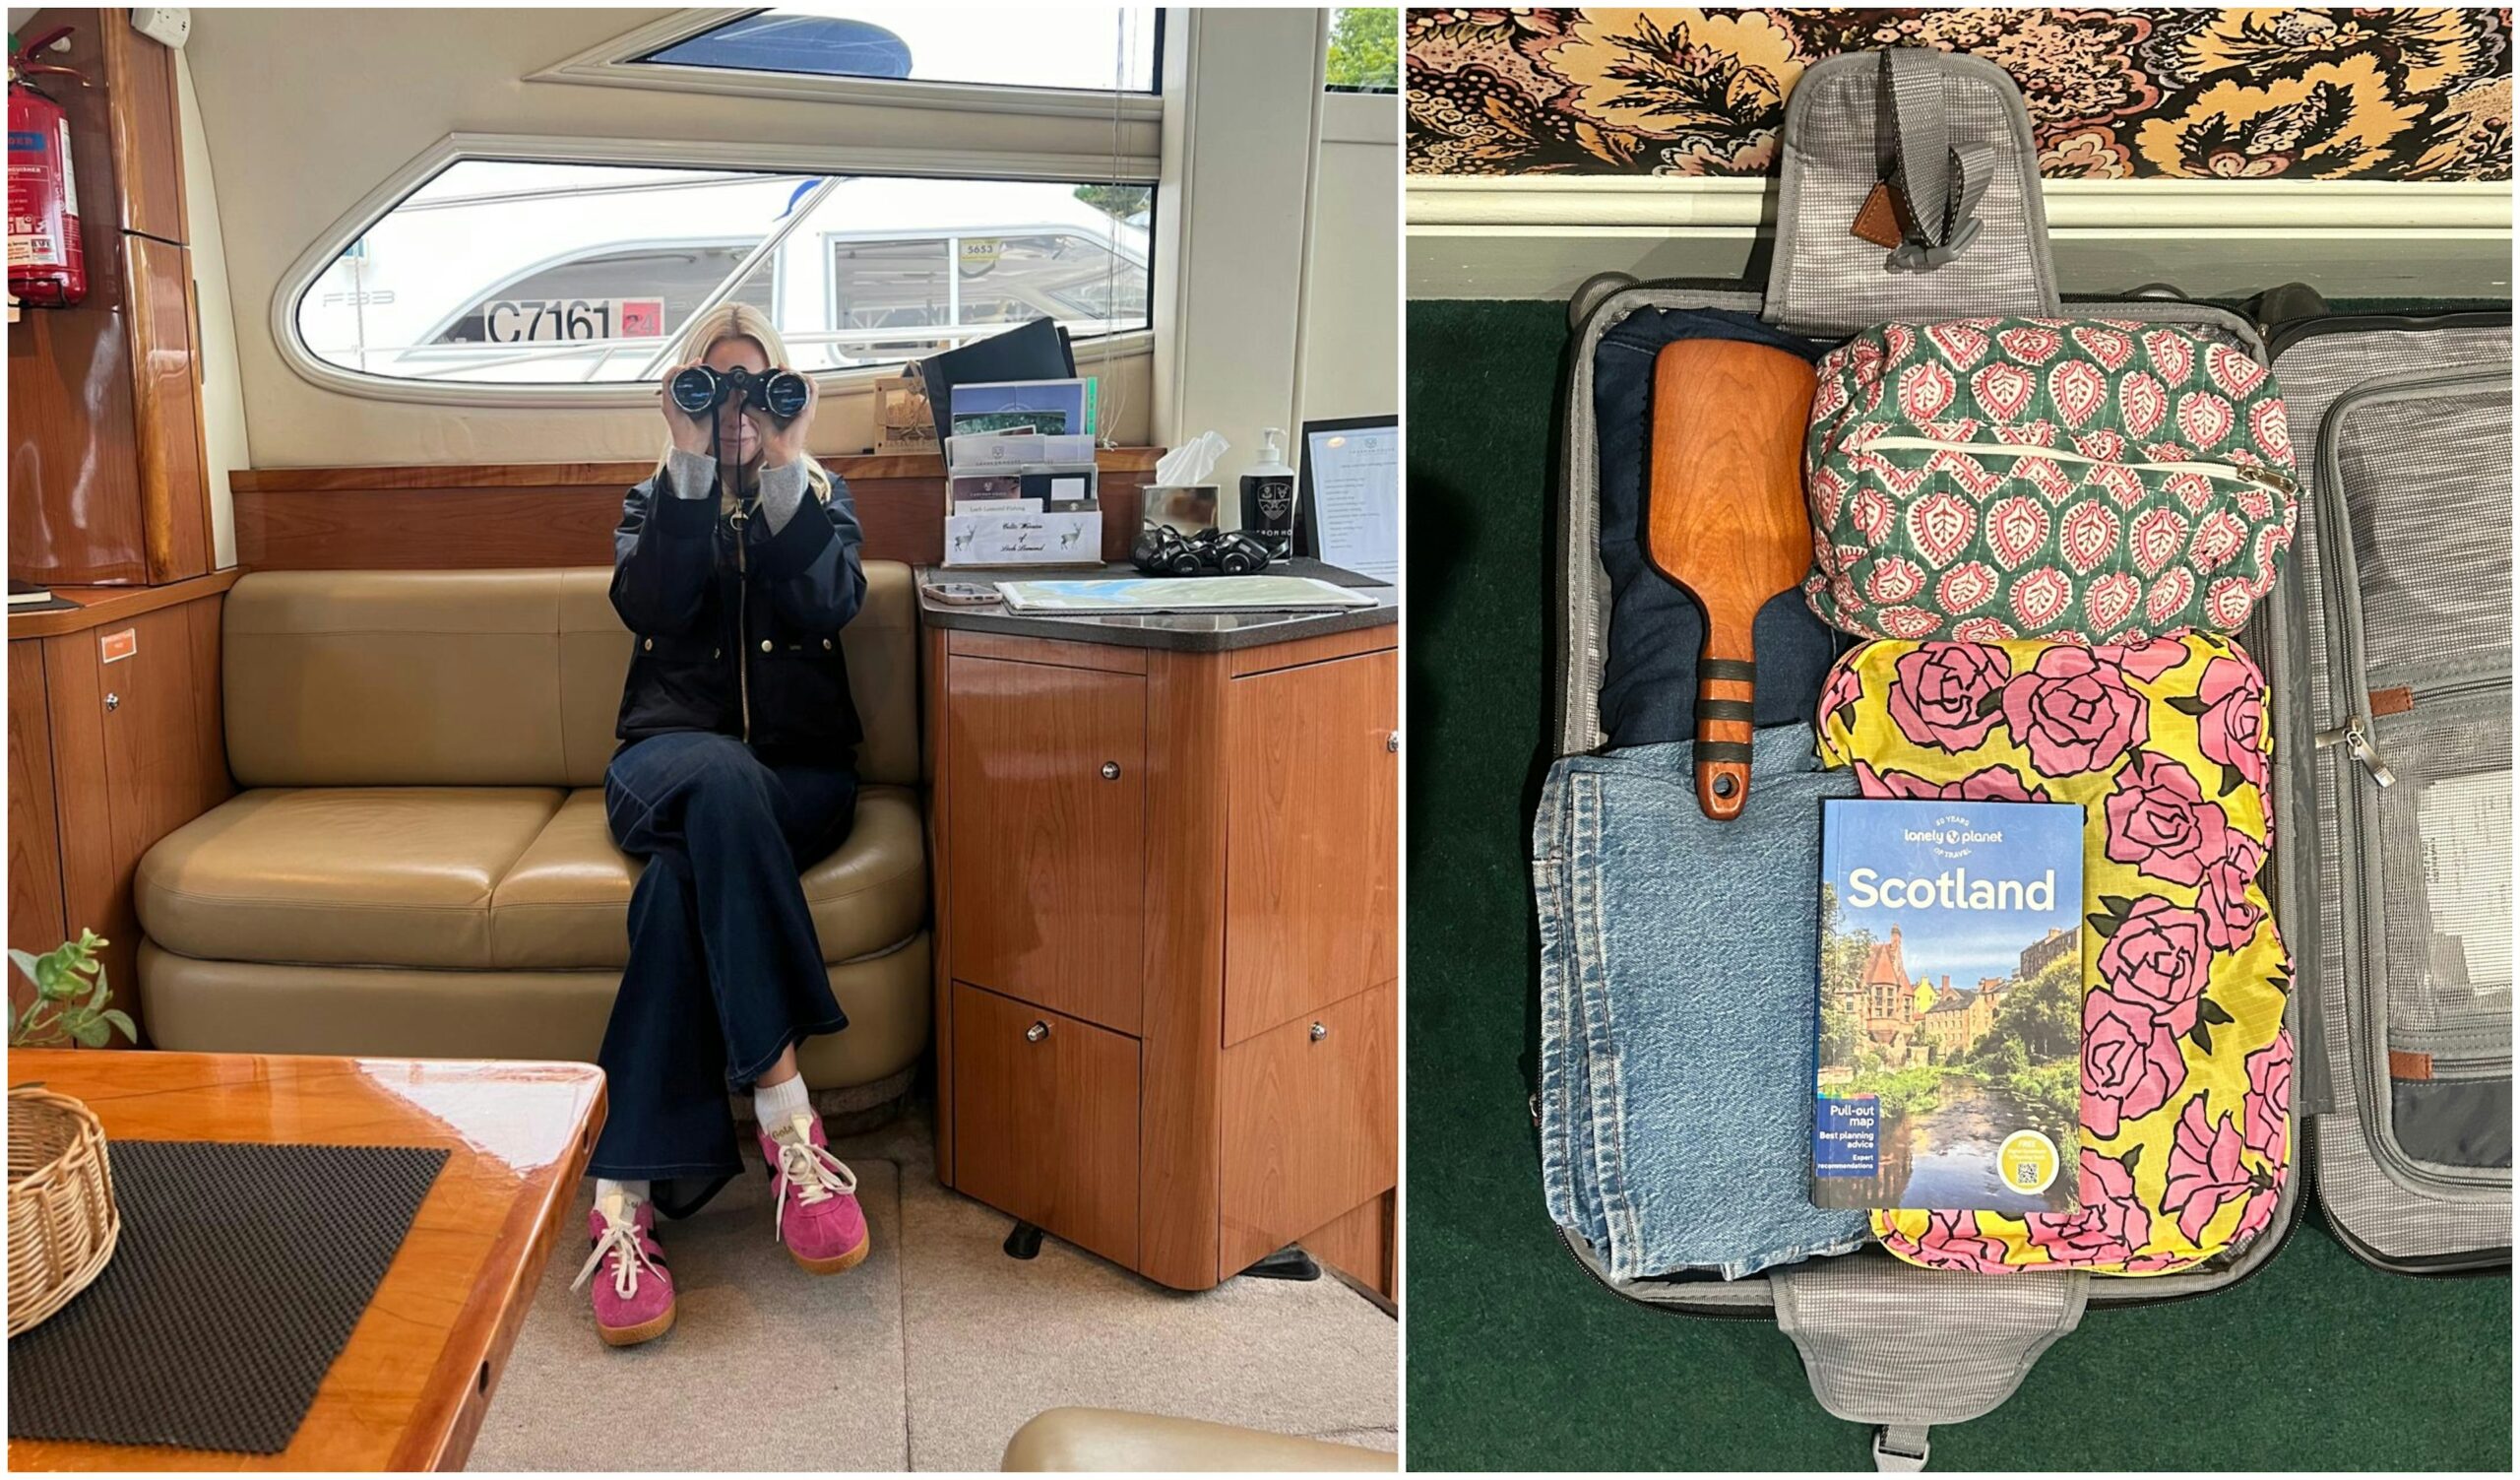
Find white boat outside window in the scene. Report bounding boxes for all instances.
[294,164,1152,387]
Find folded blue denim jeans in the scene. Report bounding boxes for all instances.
[1535,726,1871,1280]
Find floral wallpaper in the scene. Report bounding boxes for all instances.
[1408,8,2513,178]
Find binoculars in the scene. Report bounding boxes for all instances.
[670,364,811,422]
[1131,524,1279,578]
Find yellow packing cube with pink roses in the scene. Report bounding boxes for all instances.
[1815,631,2292,1274]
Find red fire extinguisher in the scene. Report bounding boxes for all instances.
[9,27,91,308]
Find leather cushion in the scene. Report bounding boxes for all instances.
[225,561,919,792]
[139,784,923,972]
[489,785,927,969]
[136,788,567,968]
[999,1408,1396,1472]
[137,934,932,1092]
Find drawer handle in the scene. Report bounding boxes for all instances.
[1100,761,1121,781]
[1309,1021,1328,1042]
[103,692,120,712]
[1025,1021,1050,1044]
[1386,732,1399,753]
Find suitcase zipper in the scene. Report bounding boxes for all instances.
[2316,673,2507,788]
[2314,719,2396,788]
[1851,434,2299,494]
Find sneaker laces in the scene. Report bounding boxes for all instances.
[572,1198,662,1300]
[769,1115,859,1244]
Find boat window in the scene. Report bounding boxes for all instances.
[640,7,1159,95]
[292,162,1154,387]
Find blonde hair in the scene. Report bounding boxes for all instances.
[653,301,833,510]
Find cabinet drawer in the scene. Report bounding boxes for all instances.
[945,656,1146,1034]
[1223,651,1398,1044]
[1218,981,1397,1278]
[950,982,1140,1268]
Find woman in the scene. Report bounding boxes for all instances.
[574,303,871,1347]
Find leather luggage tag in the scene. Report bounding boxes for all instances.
[2369,685,2416,717]
[1851,180,1910,249]
[2390,1049,2435,1081]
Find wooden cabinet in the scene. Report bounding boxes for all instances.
[8,8,211,589]
[951,982,1141,1268]
[929,620,1399,1293]
[944,656,1146,1033]
[6,577,237,1036]
[1220,982,1399,1275]
[1224,650,1400,1044]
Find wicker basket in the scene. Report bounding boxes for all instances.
[8,1084,119,1336]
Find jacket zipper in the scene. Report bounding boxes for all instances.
[729,491,753,743]
[1852,434,2300,495]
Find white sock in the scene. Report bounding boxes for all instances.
[596,1178,650,1214]
[753,1074,812,1138]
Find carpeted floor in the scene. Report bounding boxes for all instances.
[471,1110,1397,1471]
[1404,298,2513,1473]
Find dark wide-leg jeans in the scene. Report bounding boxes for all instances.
[590,732,858,1210]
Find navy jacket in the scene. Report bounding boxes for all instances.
[608,468,868,757]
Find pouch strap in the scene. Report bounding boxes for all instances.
[1873,1425,1930,1472]
[1773,1256,2087,1462]
[1878,49,1991,271]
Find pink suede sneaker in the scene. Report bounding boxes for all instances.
[758,1112,871,1274]
[572,1191,675,1346]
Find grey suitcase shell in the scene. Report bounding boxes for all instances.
[2259,310,2513,1274]
[1540,47,2509,1470]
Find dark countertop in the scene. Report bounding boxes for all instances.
[914,559,1397,652]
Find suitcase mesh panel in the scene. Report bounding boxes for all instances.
[2370,695,2511,1050]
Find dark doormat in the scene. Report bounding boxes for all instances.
[7,1140,449,1454]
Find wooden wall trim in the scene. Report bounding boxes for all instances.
[231,449,1164,571]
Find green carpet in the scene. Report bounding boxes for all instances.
[1403,299,2512,1472]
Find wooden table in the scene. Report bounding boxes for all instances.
[6,1050,604,1472]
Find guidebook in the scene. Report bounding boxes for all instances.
[1812,798,2086,1215]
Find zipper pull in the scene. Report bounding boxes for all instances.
[2236,463,2298,496]
[2318,719,2397,788]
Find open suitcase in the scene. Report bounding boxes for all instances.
[1538,49,2511,1469]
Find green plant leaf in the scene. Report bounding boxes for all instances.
[99,1009,136,1043]
[7,948,39,984]
[84,973,108,1010]
[69,1015,110,1048]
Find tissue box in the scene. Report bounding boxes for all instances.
[1142,484,1220,534]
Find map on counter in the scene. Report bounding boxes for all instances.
[996,576,1378,614]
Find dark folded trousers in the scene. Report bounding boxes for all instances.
[1594,306,1850,746]
[589,731,858,1214]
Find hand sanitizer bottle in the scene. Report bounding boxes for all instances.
[1239,427,1296,557]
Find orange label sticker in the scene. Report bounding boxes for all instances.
[99,627,137,664]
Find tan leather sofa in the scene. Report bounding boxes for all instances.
[134,564,928,1099]
[1000,1409,1397,1471]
